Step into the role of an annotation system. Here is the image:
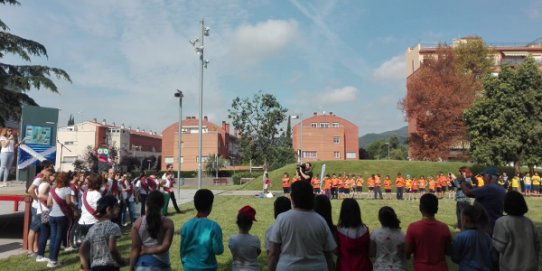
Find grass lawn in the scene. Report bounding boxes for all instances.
[3,193,542,271]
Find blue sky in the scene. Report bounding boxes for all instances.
[2,0,542,135]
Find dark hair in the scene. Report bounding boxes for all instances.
[236,212,253,232]
[145,191,165,238]
[274,196,291,218]
[314,195,334,233]
[419,193,438,215]
[503,190,528,216]
[290,181,314,210]
[461,203,489,230]
[194,189,214,213]
[378,206,400,229]
[338,198,363,228]
[40,160,53,169]
[95,195,118,218]
[87,173,105,190]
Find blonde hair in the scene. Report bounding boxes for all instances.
[0,128,13,137]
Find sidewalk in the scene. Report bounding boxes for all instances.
[0,180,265,260]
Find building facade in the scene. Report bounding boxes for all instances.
[161,116,234,171]
[56,120,162,171]
[405,37,542,159]
[292,112,359,161]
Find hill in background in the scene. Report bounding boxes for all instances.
[359,126,408,148]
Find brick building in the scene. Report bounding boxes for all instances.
[56,119,162,171]
[406,37,542,159]
[292,112,359,161]
[161,116,234,171]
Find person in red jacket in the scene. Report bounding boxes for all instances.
[335,198,372,271]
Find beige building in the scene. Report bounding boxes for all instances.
[292,112,359,161]
[161,116,234,171]
[56,120,161,171]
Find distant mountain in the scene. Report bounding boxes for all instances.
[359,126,408,148]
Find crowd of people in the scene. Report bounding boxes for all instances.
[20,159,542,270]
[25,161,181,269]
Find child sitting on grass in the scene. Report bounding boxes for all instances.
[228,205,261,271]
[180,189,224,271]
[79,195,127,271]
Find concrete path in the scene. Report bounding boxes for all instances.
[0,180,266,260]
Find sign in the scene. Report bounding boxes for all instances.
[17,105,59,169]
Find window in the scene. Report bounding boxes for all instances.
[311,123,317,128]
[62,156,77,163]
[332,122,340,128]
[334,151,340,159]
[303,151,317,158]
[320,122,329,128]
[346,152,356,159]
[164,157,174,164]
[333,136,340,144]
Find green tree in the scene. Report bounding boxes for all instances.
[228,91,290,171]
[464,57,542,173]
[204,153,226,177]
[0,0,71,126]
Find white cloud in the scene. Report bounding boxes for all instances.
[229,19,299,65]
[317,86,358,104]
[372,55,406,81]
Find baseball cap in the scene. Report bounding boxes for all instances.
[480,167,499,177]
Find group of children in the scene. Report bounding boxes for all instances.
[282,171,460,200]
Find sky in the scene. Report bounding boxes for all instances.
[2,0,542,135]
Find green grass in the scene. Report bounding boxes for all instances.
[3,193,542,271]
[243,160,473,190]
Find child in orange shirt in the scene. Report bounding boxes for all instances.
[355,176,364,199]
[383,176,392,200]
[428,176,436,194]
[395,173,405,200]
[367,175,376,199]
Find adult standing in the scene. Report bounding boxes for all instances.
[453,166,473,230]
[296,162,313,182]
[26,167,54,256]
[461,167,506,233]
[47,172,74,268]
[161,164,182,214]
[268,181,337,271]
[78,173,103,238]
[0,128,21,187]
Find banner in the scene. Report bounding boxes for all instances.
[18,144,56,169]
[17,105,59,169]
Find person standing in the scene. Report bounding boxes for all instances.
[453,167,473,230]
[493,191,540,271]
[78,174,103,238]
[336,198,372,271]
[268,181,337,271]
[461,167,506,233]
[180,189,224,271]
[47,172,74,268]
[405,193,452,271]
[370,206,407,271]
[281,173,291,194]
[161,164,182,214]
[0,128,21,187]
[228,205,261,271]
[395,173,405,200]
[373,174,383,200]
[130,190,174,271]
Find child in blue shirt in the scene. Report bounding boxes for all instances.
[451,203,496,271]
[180,189,224,271]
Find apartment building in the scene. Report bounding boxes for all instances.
[56,119,162,171]
[161,116,234,171]
[292,112,359,161]
[405,37,542,159]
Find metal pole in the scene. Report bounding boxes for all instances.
[176,90,183,198]
[300,113,303,162]
[197,19,205,189]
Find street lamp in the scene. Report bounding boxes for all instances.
[174,90,184,197]
[291,114,303,163]
[190,19,210,189]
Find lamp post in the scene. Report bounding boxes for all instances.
[291,114,303,163]
[175,90,184,196]
[190,19,210,189]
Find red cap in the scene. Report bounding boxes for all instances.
[239,205,257,221]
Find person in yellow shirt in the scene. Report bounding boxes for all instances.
[475,175,484,187]
[532,172,540,196]
[404,175,412,200]
[510,173,520,192]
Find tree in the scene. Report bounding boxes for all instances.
[401,46,480,160]
[67,114,74,126]
[464,57,542,173]
[0,0,71,126]
[228,91,290,171]
[365,137,408,160]
[204,153,226,177]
